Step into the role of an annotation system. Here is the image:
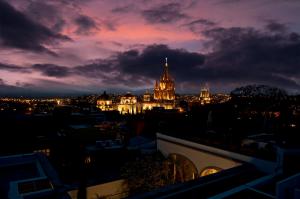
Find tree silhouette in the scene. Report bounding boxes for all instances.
[121,152,173,195]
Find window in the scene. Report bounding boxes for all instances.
[200,167,221,177]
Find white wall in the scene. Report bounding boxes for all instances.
[68,179,128,199]
[157,138,241,173]
[157,133,276,173]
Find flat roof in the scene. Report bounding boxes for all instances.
[0,153,66,199]
[0,162,39,182]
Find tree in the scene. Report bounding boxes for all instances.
[121,152,173,195]
[230,84,287,99]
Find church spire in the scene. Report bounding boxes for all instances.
[153,57,175,101]
[162,57,169,80]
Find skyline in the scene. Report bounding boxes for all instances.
[1,0,300,96]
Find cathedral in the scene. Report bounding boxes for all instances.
[154,58,175,101]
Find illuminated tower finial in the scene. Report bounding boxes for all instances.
[165,57,168,67]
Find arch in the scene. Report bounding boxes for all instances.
[168,153,198,182]
[200,166,222,177]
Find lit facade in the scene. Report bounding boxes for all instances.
[142,91,156,111]
[118,93,140,114]
[97,91,114,111]
[143,91,151,102]
[120,93,137,104]
[154,58,175,101]
[199,87,211,105]
[142,103,154,111]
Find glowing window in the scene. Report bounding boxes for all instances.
[200,167,221,177]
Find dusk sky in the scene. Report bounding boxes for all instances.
[1,0,300,96]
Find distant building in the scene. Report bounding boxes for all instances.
[143,91,151,102]
[211,93,231,104]
[120,93,137,105]
[96,91,114,111]
[142,95,154,111]
[154,58,175,102]
[199,87,211,105]
[118,93,139,114]
[102,58,177,114]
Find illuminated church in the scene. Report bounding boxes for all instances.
[199,87,211,105]
[154,58,175,101]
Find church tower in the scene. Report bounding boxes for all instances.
[154,58,175,101]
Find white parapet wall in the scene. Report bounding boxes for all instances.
[157,133,276,174]
[68,179,128,199]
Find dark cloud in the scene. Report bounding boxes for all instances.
[182,19,217,34]
[0,83,25,96]
[111,41,123,47]
[265,20,287,33]
[30,78,85,93]
[188,19,216,27]
[67,52,127,83]
[111,4,135,13]
[15,81,33,88]
[141,3,188,24]
[0,79,37,97]
[51,45,204,87]
[73,60,151,87]
[73,23,300,91]
[31,64,71,77]
[0,0,71,54]
[23,24,300,92]
[25,1,66,33]
[215,0,242,4]
[2,18,300,93]
[0,63,29,73]
[102,19,117,31]
[74,15,99,35]
[53,19,66,33]
[200,23,300,90]
[74,59,116,78]
[216,0,300,4]
[0,78,84,97]
[116,44,205,80]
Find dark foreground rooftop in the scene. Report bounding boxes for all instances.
[128,164,263,199]
[0,153,70,199]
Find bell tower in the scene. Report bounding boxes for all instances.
[153,58,175,101]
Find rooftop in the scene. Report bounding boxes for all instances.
[128,165,263,199]
[0,153,69,199]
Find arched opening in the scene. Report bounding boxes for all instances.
[200,166,222,177]
[168,153,198,182]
